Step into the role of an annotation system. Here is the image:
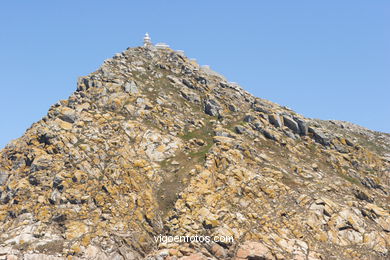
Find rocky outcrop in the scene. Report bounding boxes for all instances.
[308,126,331,146]
[0,44,389,260]
[283,115,300,134]
[204,98,222,117]
[268,114,282,128]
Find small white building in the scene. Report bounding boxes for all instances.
[155,42,170,49]
[143,32,152,47]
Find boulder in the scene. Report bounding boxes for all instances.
[77,77,91,91]
[269,114,282,128]
[262,129,277,141]
[308,127,330,146]
[295,118,308,135]
[204,98,221,117]
[283,116,299,133]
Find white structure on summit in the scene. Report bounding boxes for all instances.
[155,42,170,49]
[143,32,152,47]
[143,33,170,49]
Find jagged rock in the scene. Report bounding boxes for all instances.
[308,127,331,146]
[283,115,300,133]
[77,77,90,91]
[269,113,282,128]
[204,98,221,117]
[295,118,308,135]
[0,41,388,260]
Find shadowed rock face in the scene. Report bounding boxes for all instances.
[0,46,389,260]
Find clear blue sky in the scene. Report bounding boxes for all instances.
[1,1,389,148]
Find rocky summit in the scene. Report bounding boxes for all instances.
[0,39,389,260]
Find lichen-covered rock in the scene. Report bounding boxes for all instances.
[0,42,389,260]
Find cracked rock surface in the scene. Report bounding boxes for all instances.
[0,45,389,259]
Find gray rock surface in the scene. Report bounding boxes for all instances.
[0,44,388,260]
[283,115,300,133]
[204,98,221,117]
[124,81,138,94]
[268,114,282,128]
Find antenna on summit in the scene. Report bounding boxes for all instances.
[143,32,152,47]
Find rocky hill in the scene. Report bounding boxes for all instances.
[0,41,389,260]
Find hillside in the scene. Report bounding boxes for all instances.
[0,40,389,260]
